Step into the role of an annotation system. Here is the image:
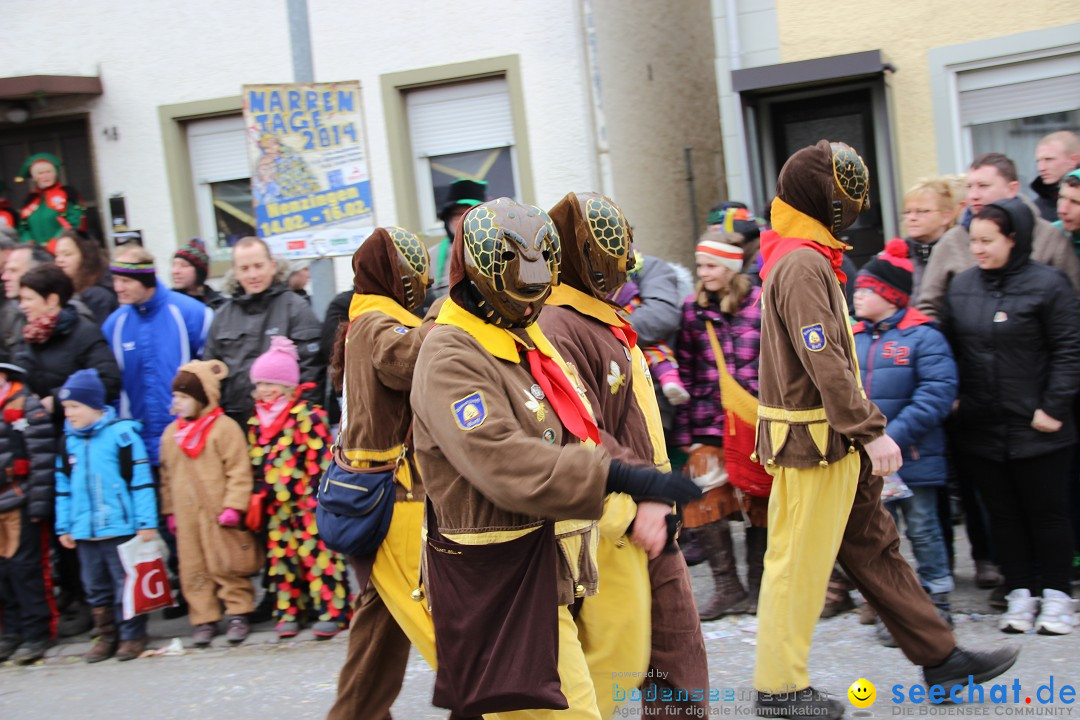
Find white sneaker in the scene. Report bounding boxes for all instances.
[999,588,1039,633]
[1035,589,1077,636]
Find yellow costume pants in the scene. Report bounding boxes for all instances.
[753,453,859,693]
[490,604,603,720]
[370,500,437,666]
[577,536,651,719]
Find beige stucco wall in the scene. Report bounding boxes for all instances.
[593,0,724,265]
[775,1,1080,193]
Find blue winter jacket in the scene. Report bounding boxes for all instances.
[54,407,157,540]
[102,284,213,465]
[853,307,958,486]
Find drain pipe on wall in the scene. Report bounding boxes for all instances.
[724,0,756,209]
[581,0,616,199]
[685,146,700,241]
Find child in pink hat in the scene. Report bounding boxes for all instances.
[248,337,349,639]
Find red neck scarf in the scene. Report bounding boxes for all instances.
[22,311,61,345]
[608,322,638,351]
[523,347,600,445]
[759,230,847,284]
[254,383,314,445]
[174,407,223,458]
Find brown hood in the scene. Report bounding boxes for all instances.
[352,227,408,306]
[776,139,839,232]
[176,359,228,415]
[548,192,591,293]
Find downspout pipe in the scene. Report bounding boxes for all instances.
[724,0,756,207]
[581,0,615,199]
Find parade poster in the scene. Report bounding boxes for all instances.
[242,82,374,259]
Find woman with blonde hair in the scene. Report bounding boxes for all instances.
[674,229,772,618]
[903,178,959,300]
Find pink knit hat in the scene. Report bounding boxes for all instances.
[250,336,300,386]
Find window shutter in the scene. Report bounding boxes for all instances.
[406,77,514,157]
[186,115,250,182]
[958,53,1080,126]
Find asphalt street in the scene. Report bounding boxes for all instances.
[1,532,1076,719]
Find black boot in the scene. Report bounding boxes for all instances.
[745,525,767,615]
[696,519,748,620]
[679,528,708,566]
[923,646,1020,689]
[756,687,845,719]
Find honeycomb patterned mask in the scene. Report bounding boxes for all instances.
[829,142,871,235]
[575,193,634,297]
[386,226,430,310]
[462,198,561,328]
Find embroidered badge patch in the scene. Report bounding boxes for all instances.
[452,392,487,430]
[801,323,827,352]
[607,360,625,395]
[522,389,547,422]
[393,326,408,335]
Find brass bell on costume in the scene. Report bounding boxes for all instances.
[749,452,759,463]
[818,459,829,468]
[410,588,424,602]
[574,583,586,597]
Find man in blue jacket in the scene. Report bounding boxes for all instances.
[103,246,213,467]
[853,238,958,646]
[102,246,212,619]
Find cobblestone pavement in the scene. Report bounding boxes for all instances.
[1,532,1076,719]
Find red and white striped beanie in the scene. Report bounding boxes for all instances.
[695,231,744,273]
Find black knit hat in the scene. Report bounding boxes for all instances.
[856,238,913,307]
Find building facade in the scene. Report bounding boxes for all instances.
[712,0,1079,264]
[0,0,725,288]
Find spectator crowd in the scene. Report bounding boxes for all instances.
[0,130,1076,718]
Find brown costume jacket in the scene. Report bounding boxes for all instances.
[756,224,887,469]
[341,294,429,501]
[411,299,610,604]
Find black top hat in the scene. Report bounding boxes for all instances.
[439,178,488,221]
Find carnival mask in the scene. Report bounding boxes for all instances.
[829,142,871,235]
[386,226,431,310]
[462,198,561,327]
[550,192,635,298]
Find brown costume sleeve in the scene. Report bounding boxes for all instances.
[773,254,886,443]
[415,332,609,520]
[360,313,427,392]
[215,418,255,512]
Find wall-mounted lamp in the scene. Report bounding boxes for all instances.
[4,102,30,124]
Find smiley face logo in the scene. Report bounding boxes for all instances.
[848,678,876,708]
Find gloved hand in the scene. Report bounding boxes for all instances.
[606,460,703,505]
[166,515,177,535]
[217,508,242,528]
[658,370,690,406]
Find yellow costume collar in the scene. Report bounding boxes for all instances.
[770,197,851,251]
[348,294,421,327]
[547,283,630,329]
[436,299,562,364]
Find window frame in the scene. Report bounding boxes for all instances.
[159,96,243,276]
[380,55,535,238]
[928,24,1080,174]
